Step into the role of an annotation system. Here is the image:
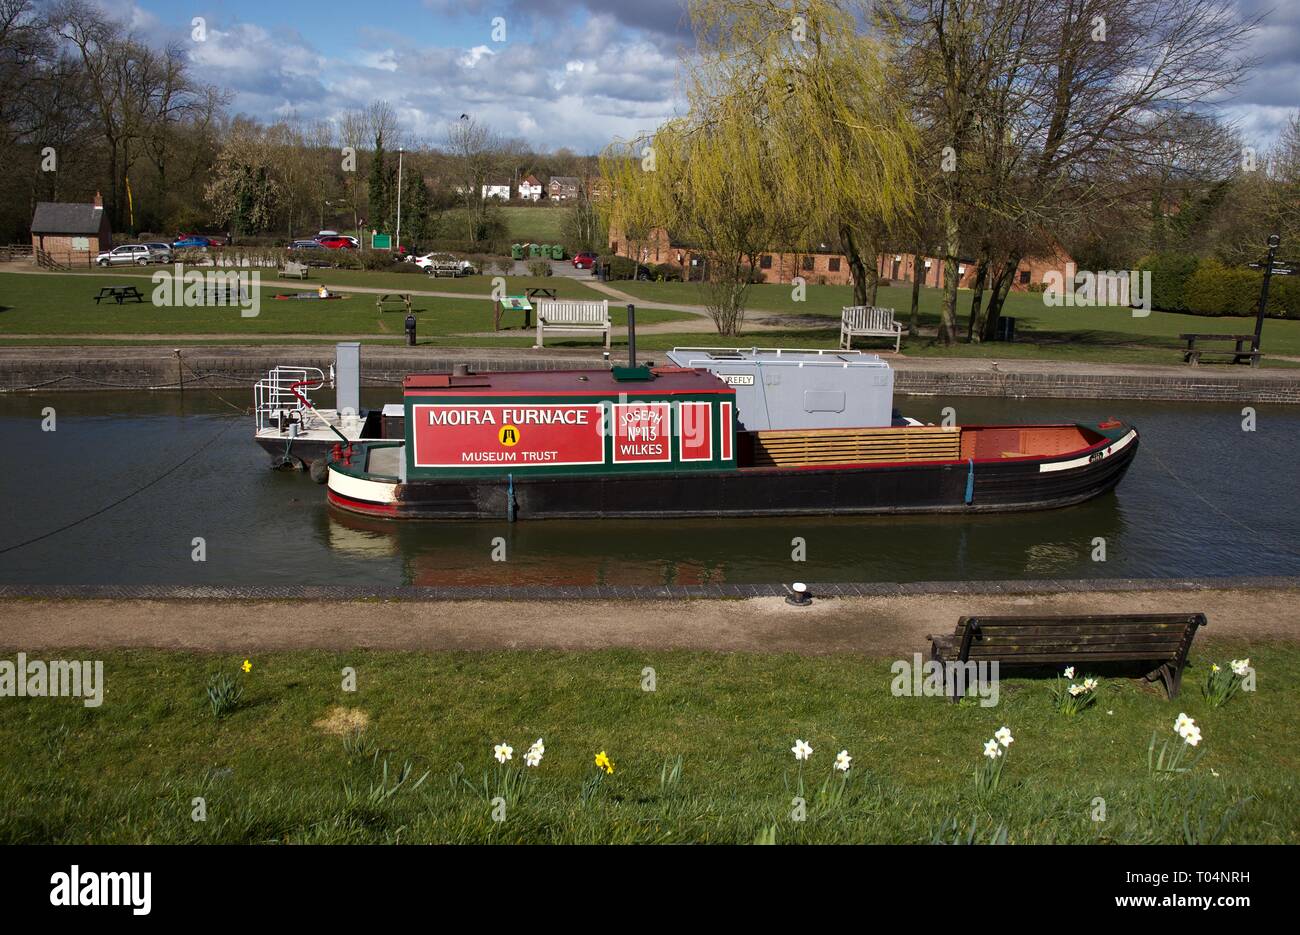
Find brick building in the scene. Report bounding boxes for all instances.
[608,222,1073,291]
[30,193,112,263]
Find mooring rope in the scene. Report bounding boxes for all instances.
[1144,443,1300,558]
[0,416,240,556]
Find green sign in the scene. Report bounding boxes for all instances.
[371,233,392,250]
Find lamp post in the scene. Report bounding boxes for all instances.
[395,146,404,255]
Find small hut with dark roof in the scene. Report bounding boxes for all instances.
[30,192,112,263]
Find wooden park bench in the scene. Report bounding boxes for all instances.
[279,261,310,280]
[376,293,412,314]
[927,613,1206,700]
[840,305,903,352]
[94,285,145,305]
[1179,333,1260,367]
[534,299,612,349]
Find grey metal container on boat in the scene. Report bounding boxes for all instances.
[665,347,895,431]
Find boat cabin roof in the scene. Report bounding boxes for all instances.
[403,367,731,397]
[667,347,891,369]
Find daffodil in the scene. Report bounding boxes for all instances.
[1174,712,1195,736]
[1068,683,1085,696]
[241,659,252,673]
[994,726,1014,748]
[791,739,813,761]
[1182,724,1202,747]
[1082,678,1098,691]
[594,751,614,774]
[834,749,852,772]
[525,738,544,767]
[982,739,1002,759]
[1231,659,1251,677]
[1211,663,1221,673]
[1063,666,1075,679]
[493,742,513,764]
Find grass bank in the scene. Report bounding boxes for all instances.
[1,643,1293,843]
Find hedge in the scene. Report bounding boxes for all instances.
[1138,253,1297,319]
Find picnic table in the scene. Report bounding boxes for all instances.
[376,293,412,314]
[494,295,533,331]
[1178,333,1260,367]
[94,285,145,305]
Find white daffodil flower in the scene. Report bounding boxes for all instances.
[493,742,513,764]
[1068,684,1085,696]
[994,726,1014,748]
[1231,659,1251,677]
[1182,724,1202,747]
[792,739,813,761]
[983,739,1002,759]
[1082,678,1098,691]
[1064,666,1075,679]
[834,749,852,772]
[1174,713,1194,735]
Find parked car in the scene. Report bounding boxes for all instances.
[143,242,174,262]
[413,252,476,276]
[289,240,326,251]
[572,251,598,270]
[95,244,159,267]
[172,235,210,249]
[316,235,358,250]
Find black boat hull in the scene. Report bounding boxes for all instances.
[327,428,1139,520]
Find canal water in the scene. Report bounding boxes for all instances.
[0,390,1296,586]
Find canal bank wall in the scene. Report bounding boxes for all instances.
[2,578,1296,653]
[2,345,1299,403]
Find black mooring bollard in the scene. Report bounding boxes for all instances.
[405,312,417,346]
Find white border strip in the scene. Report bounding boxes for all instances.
[1038,429,1137,473]
[328,467,398,504]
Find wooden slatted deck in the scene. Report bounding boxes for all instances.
[745,426,962,467]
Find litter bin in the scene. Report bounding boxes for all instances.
[551,244,565,261]
[995,316,1017,342]
[511,244,523,260]
[528,243,541,258]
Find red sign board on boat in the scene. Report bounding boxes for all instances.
[411,403,605,469]
[612,402,672,464]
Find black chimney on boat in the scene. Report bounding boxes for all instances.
[627,303,637,369]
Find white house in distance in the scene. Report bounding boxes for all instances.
[518,174,543,201]
[481,181,512,200]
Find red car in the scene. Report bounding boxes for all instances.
[316,235,358,250]
[572,251,598,270]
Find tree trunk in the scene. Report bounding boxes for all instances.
[840,224,875,307]
[966,253,990,342]
[981,257,1019,342]
[909,250,923,336]
[936,204,960,345]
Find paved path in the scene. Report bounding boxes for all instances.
[0,586,1294,653]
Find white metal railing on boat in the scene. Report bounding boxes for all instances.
[254,366,334,433]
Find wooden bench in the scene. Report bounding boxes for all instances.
[94,285,145,305]
[534,299,612,349]
[744,425,960,467]
[1179,333,1260,367]
[840,305,903,352]
[279,261,310,280]
[376,293,412,314]
[928,613,1206,700]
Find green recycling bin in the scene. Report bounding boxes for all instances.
[528,243,541,258]
[550,244,565,261]
[511,244,523,260]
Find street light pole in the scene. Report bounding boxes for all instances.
[395,147,404,255]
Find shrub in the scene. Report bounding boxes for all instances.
[599,255,640,280]
[1138,252,1199,312]
[650,262,682,282]
[526,259,553,277]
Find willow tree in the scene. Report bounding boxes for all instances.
[603,0,916,335]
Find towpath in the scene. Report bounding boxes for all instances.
[1,584,1295,654]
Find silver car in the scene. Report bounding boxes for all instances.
[95,244,159,267]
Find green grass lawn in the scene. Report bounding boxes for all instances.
[1,641,1293,843]
[496,205,571,244]
[613,280,1300,365]
[0,272,686,337]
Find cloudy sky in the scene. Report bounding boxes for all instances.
[102,0,1296,154]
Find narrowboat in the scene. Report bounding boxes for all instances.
[324,359,1138,521]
